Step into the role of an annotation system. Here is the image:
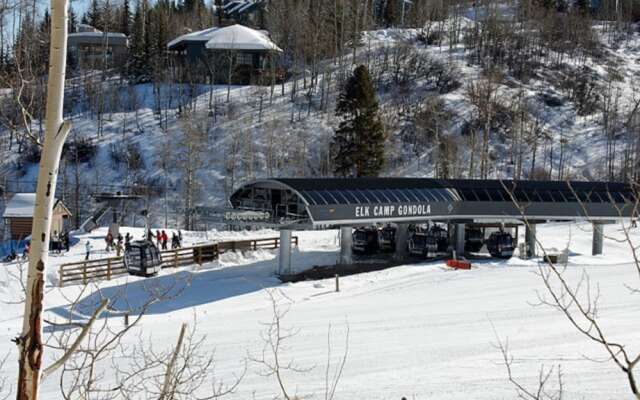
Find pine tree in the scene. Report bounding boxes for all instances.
[215,0,224,25]
[87,0,102,29]
[332,65,386,177]
[575,0,590,14]
[383,0,397,28]
[120,0,131,35]
[68,5,77,33]
[127,0,151,82]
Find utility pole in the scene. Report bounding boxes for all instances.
[16,0,72,398]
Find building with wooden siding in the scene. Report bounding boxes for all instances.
[2,193,72,240]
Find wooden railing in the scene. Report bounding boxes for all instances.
[58,236,299,287]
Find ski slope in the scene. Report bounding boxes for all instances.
[0,222,639,399]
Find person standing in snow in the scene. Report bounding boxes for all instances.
[125,232,131,250]
[62,231,70,252]
[105,232,114,252]
[147,229,153,241]
[116,241,124,257]
[171,232,179,249]
[85,241,93,260]
[22,241,30,260]
[178,230,183,247]
[156,230,162,246]
[51,231,60,254]
[161,230,168,250]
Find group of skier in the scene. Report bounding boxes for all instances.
[50,230,70,254]
[147,229,182,250]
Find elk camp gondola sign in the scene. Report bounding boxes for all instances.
[306,201,453,224]
[354,204,431,218]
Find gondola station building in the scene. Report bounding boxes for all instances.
[225,178,637,274]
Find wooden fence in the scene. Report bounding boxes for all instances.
[58,236,298,287]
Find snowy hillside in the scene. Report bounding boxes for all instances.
[4,17,640,227]
[0,222,639,399]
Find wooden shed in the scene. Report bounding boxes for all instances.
[2,193,72,240]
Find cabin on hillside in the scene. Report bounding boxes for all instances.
[167,24,283,85]
[68,24,129,70]
[2,193,72,240]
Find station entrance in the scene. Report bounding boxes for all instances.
[226,178,637,274]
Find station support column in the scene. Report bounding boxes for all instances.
[339,226,353,265]
[592,222,604,256]
[395,223,409,260]
[278,229,292,275]
[525,223,537,259]
[454,223,465,258]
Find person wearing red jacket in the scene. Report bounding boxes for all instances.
[161,230,168,250]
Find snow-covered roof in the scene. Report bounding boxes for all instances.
[3,193,70,218]
[3,193,36,218]
[204,24,281,52]
[68,31,128,47]
[69,32,127,39]
[167,27,221,49]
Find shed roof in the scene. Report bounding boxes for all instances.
[3,193,71,218]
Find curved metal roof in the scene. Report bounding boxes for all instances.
[229,178,637,227]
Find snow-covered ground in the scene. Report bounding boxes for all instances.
[0,222,639,399]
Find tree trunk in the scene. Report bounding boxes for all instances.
[16,0,71,399]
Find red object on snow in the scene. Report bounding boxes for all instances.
[446,259,472,270]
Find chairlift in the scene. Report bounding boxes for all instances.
[124,240,163,277]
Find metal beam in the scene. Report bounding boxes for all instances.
[592,223,604,256]
[395,223,409,260]
[339,226,352,265]
[278,229,292,274]
[455,223,465,258]
[525,224,537,259]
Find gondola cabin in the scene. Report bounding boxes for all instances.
[378,226,396,252]
[485,232,515,259]
[124,240,162,277]
[408,232,438,258]
[352,227,380,254]
[465,227,484,252]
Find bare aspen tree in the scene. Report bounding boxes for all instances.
[465,68,502,179]
[15,0,72,398]
[116,320,245,399]
[492,323,565,400]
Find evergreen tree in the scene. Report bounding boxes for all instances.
[36,10,51,71]
[215,0,224,25]
[383,0,397,28]
[120,0,131,35]
[575,0,590,14]
[87,0,103,29]
[127,0,152,82]
[332,65,386,177]
[68,5,78,33]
